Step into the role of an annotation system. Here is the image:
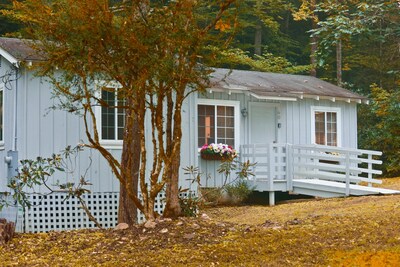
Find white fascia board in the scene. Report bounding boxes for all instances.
[0,47,19,68]
[303,94,365,104]
[220,84,249,91]
[250,93,297,102]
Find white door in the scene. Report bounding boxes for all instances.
[249,103,277,144]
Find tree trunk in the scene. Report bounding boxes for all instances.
[118,106,140,225]
[254,22,262,56]
[336,38,342,86]
[310,0,317,77]
[163,97,182,218]
[163,154,182,218]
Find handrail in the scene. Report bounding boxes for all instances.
[240,143,383,192]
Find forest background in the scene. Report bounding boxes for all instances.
[1,0,399,176]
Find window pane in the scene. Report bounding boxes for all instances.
[217,128,225,138]
[327,133,337,146]
[117,95,126,140]
[226,139,234,147]
[101,89,115,140]
[198,105,215,146]
[314,111,338,146]
[315,112,325,145]
[217,116,225,127]
[217,106,225,116]
[226,117,234,127]
[225,106,234,116]
[226,128,234,139]
[198,104,235,148]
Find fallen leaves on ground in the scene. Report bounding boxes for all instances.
[2,178,400,266]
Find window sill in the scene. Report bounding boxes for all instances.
[100,140,123,150]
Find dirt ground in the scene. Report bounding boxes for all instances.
[1,178,400,266]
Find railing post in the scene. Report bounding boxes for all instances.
[345,151,350,196]
[368,154,373,187]
[268,143,274,192]
[286,144,293,191]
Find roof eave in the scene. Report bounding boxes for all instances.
[0,47,20,68]
[209,86,369,104]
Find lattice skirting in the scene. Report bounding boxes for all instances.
[23,191,189,233]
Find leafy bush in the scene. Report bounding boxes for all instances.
[225,180,254,204]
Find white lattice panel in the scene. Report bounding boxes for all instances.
[26,192,119,233]
[25,191,180,232]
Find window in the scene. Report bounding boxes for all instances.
[311,107,341,146]
[197,100,240,148]
[101,88,125,141]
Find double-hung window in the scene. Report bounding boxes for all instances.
[197,99,240,149]
[311,106,341,146]
[100,88,125,142]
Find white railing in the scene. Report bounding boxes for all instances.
[240,143,287,192]
[240,143,383,195]
[290,144,382,196]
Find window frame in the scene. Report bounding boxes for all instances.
[310,106,341,147]
[197,98,241,151]
[0,85,4,149]
[96,85,125,149]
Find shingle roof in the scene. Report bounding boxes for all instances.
[0,37,44,63]
[0,37,366,102]
[210,68,367,102]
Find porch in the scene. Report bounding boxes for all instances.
[240,143,400,205]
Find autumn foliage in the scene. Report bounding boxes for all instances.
[4,0,237,221]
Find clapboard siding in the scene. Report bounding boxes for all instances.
[0,63,358,194]
[11,70,197,194]
[198,93,358,187]
[0,59,16,190]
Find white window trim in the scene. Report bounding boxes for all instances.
[0,85,4,150]
[94,85,123,149]
[311,106,341,147]
[197,98,241,151]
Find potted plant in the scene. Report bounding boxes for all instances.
[200,143,238,161]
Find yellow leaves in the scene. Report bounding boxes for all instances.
[215,19,231,31]
[342,63,351,71]
[3,193,400,266]
[370,83,390,117]
[331,250,400,267]
[292,1,318,22]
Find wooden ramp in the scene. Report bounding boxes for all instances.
[292,179,400,198]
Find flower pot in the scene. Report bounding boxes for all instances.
[201,153,226,161]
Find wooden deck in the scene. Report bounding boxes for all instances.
[241,143,400,205]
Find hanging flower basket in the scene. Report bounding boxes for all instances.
[201,153,226,161]
[200,143,238,161]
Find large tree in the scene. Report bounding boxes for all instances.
[7,0,236,222]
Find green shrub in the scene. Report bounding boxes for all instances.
[224,180,254,204]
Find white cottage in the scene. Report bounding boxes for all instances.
[0,37,396,232]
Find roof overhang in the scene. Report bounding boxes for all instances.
[0,46,19,67]
[208,86,369,104]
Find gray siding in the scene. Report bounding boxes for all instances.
[198,92,358,187]
[0,59,17,191]
[285,99,358,148]
[1,67,197,194]
[0,64,358,194]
